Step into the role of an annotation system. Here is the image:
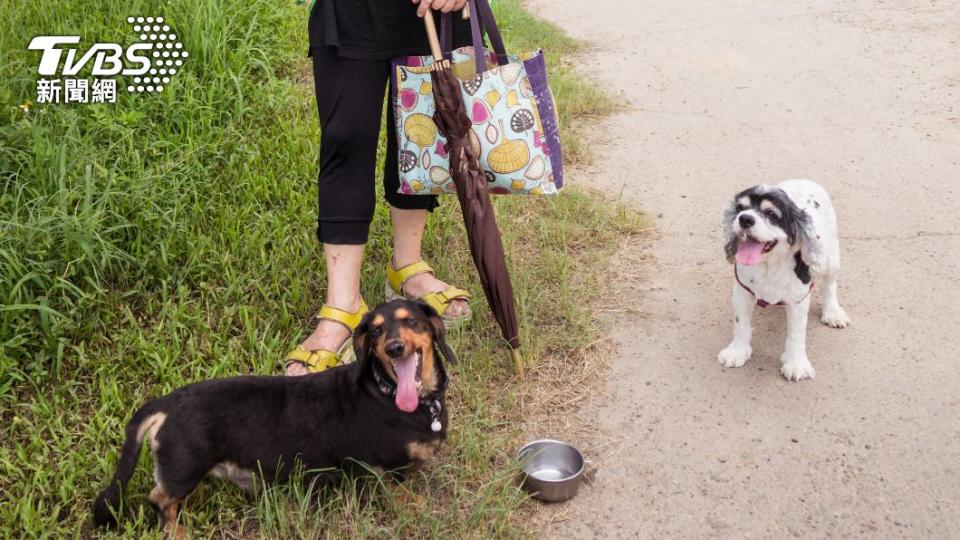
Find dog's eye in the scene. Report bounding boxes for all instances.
[370,326,382,337]
[764,209,780,221]
[404,316,418,325]
[735,204,746,212]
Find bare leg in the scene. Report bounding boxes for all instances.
[780,295,815,381]
[718,283,755,368]
[390,206,467,317]
[287,243,364,376]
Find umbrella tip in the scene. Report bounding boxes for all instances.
[511,348,524,376]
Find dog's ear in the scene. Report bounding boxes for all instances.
[416,301,457,366]
[352,312,374,384]
[794,210,825,274]
[764,187,825,272]
[763,188,802,246]
[722,200,739,264]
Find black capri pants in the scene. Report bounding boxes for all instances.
[311,47,438,245]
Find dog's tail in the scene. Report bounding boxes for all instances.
[92,402,162,528]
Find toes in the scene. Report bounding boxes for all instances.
[780,361,815,381]
[821,305,850,328]
[286,363,309,377]
[821,313,850,328]
[445,299,468,317]
[717,345,751,368]
[821,317,848,328]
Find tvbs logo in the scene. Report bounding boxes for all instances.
[28,16,188,104]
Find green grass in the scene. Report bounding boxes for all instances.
[0,0,637,537]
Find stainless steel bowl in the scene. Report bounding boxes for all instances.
[517,439,586,502]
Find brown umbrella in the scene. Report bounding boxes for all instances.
[422,12,523,375]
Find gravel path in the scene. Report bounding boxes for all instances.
[525,1,960,536]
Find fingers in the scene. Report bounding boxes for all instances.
[415,0,462,17]
[415,0,433,18]
[438,0,459,13]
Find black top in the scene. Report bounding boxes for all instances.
[309,0,473,60]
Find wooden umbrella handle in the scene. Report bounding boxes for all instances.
[422,12,444,62]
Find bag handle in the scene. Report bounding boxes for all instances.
[437,0,508,72]
[471,0,508,65]
[427,8,484,63]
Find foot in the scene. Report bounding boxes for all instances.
[400,272,469,318]
[780,352,816,381]
[821,303,850,328]
[286,298,359,376]
[717,342,752,368]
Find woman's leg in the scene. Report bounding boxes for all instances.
[314,47,385,245]
[383,107,466,317]
[288,48,387,375]
[389,207,467,317]
[287,245,364,376]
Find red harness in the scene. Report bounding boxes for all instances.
[735,265,814,308]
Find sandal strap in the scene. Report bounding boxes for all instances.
[285,347,340,372]
[285,298,367,374]
[421,286,471,316]
[387,260,435,295]
[317,298,369,332]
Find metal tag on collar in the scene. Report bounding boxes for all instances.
[428,399,443,432]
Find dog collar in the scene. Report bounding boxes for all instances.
[735,265,814,308]
[370,356,447,433]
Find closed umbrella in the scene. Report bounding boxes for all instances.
[422,11,523,375]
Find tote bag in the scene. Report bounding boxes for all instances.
[391,0,563,195]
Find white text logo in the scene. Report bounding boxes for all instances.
[28,16,188,104]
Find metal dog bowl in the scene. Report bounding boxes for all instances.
[517,439,586,502]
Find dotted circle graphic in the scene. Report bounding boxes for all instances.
[127,16,187,94]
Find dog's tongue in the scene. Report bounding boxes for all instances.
[394,353,419,413]
[736,238,765,265]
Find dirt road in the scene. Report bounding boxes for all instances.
[524,1,960,537]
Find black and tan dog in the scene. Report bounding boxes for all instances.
[93,299,456,534]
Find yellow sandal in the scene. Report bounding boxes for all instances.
[285,298,369,373]
[385,259,471,328]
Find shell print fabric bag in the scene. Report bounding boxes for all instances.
[391,0,563,195]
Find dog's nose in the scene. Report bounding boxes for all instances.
[384,340,405,358]
[738,214,755,228]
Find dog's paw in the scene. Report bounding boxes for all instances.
[821,304,849,328]
[780,354,815,381]
[718,343,752,368]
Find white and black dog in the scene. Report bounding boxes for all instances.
[717,179,849,381]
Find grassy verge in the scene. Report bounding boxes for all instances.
[0,0,636,537]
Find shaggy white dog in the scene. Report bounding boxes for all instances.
[717,179,849,381]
